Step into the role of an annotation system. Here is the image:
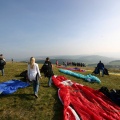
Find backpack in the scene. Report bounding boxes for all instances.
[20,70,28,79]
[93,67,99,74]
[41,61,54,77]
[104,68,109,75]
[99,87,120,106]
[110,89,120,106]
[99,86,110,98]
[0,59,6,66]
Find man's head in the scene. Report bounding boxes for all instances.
[46,57,49,61]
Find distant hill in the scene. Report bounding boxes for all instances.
[109,60,120,65]
[35,55,116,65]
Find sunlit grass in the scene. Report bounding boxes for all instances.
[0,62,120,120]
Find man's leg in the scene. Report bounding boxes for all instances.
[100,69,104,77]
[98,69,100,76]
[2,69,4,76]
[102,69,104,77]
[48,77,52,87]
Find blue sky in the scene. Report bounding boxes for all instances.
[0,0,120,60]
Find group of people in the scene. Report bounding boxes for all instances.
[28,57,96,98]
[0,55,53,98]
[0,54,105,98]
[27,57,54,98]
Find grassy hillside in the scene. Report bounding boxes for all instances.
[0,62,120,120]
[109,60,120,65]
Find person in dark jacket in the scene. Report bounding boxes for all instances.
[41,57,54,87]
[0,54,6,76]
[97,61,104,77]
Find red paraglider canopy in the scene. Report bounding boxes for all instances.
[52,75,120,120]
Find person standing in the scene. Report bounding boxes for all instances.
[0,54,6,76]
[56,60,58,66]
[27,57,42,98]
[97,61,104,77]
[41,57,54,87]
[11,58,13,63]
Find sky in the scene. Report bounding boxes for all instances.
[0,0,120,60]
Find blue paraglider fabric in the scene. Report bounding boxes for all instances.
[0,80,30,95]
[59,69,101,83]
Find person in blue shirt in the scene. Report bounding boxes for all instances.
[97,61,104,77]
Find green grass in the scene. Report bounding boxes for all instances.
[0,62,120,120]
